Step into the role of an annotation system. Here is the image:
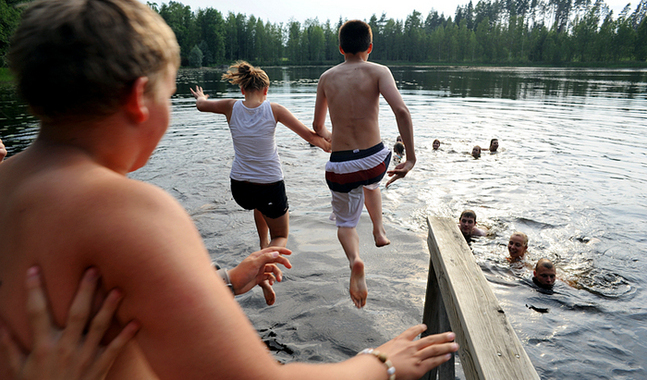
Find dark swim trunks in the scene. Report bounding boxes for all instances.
[230,179,289,219]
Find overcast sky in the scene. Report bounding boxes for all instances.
[149,0,635,24]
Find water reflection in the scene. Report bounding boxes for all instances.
[0,83,37,155]
[3,67,646,157]
[391,67,647,100]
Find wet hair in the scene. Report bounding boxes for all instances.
[9,0,180,122]
[222,61,270,92]
[535,258,554,271]
[338,20,372,54]
[460,210,477,222]
[511,231,529,247]
[490,138,498,145]
[393,142,404,155]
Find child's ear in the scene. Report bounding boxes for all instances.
[339,46,345,55]
[367,44,373,54]
[124,77,150,124]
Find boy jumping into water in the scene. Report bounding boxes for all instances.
[313,20,416,308]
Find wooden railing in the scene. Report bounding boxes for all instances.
[419,217,540,380]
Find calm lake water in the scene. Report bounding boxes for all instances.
[1,66,646,379]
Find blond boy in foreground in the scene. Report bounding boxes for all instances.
[0,1,457,379]
[313,20,416,308]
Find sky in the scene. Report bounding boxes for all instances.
[149,0,635,25]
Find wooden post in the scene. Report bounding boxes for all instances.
[420,246,454,380]
[421,217,540,380]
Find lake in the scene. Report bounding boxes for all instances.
[1,66,646,379]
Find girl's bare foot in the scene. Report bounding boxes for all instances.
[373,227,390,247]
[349,260,367,308]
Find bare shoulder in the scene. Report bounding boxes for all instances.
[270,102,287,114]
[366,60,390,71]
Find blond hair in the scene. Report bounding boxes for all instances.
[511,231,529,247]
[9,0,180,122]
[222,61,270,91]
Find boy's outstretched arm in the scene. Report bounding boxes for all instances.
[378,67,416,188]
[272,103,331,152]
[312,78,333,142]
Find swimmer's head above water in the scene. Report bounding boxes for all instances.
[533,258,556,289]
[489,138,499,152]
[507,231,528,262]
[471,145,481,159]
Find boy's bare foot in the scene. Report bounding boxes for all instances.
[373,228,391,247]
[259,280,276,305]
[349,260,367,308]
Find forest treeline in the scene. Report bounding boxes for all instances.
[1,0,647,68]
[151,0,647,66]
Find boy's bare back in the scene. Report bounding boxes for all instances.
[315,59,412,154]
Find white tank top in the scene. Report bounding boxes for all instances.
[228,100,283,183]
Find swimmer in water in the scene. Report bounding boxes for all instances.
[533,258,556,289]
[471,145,481,159]
[507,231,528,262]
[458,210,486,240]
[432,139,440,150]
[393,141,405,164]
[485,138,498,152]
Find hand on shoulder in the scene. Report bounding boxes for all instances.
[0,267,139,380]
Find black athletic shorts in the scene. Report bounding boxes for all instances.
[230,179,289,219]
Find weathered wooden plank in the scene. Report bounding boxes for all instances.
[422,216,540,380]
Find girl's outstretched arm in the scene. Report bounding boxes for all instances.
[272,103,331,152]
[190,86,236,121]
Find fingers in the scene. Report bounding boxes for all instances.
[24,266,53,347]
[414,332,458,370]
[190,86,208,99]
[385,175,401,188]
[263,263,283,282]
[415,332,456,348]
[257,246,292,256]
[396,324,428,341]
[80,288,122,354]
[417,340,459,370]
[417,345,457,372]
[0,324,24,376]
[261,266,279,283]
[255,248,293,269]
[88,320,140,379]
[61,268,100,347]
